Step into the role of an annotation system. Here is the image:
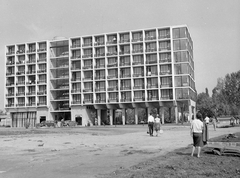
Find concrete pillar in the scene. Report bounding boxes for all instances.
[135,108,138,124]
[175,106,178,124]
[161,107,165,124]
[97,109,101,125]
[122,108,126,125]
[110,109,113,125]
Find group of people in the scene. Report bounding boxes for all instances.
[148,113,161,137]
[190,113,217,158]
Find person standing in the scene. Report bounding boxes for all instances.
[204,115,210,124]
[190,112,204,158]
[148,113,154,137]
[154,114,161,136]
[212,117,217,131]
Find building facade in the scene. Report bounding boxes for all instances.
[5,25,196,127]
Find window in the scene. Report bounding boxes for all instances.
[133,55,143,64]
[96,70,105,79]
[72,39,81,47]
[175,64,189,74]
[95,47,105,56]
[173,27,187,39]
[84,94,93,101]
[108,80,117,88]
[96,58,105,67]
[161,77,172,87]
[161,89,173,99]
[160,65,171,74]
[145,30,156,39]
[95,36,104,45]
[134,79,143,87]
[146,42,157,51]
[147,78,158,87]
[108,69,117,77]
[134,91,144,99]
[84,60,92,67]
[132,32,143,41]
[39,42,46,50]
[109,92,118,100]
[84,71,92,79]
[159,53,171,62]
[83,37,92,46]
[132,44,143,52]
[174,51,189,62]
[173,39,188,51]
[28,54,36,62]
[72,50,81,58]
[108,57,117,64]
[120,56,130,65]
[159,41,170,50]
[158,29,170,39]
[121,79,131,88]
[96,81,105,90]
[146,54,157,63]
[73,94,81,102]
[120,68,131,77]
[133,67,143,75]
[176,88,189,99]
[72,83,81,91]
[84,82,93,90]
[120,33,130,42]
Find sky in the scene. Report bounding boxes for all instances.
[0,0,239,111]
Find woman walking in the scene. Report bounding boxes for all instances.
[190,112,204,158]
[154,114,161,136]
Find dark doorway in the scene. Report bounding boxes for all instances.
[40,116,46,123]
[75,116,82,125]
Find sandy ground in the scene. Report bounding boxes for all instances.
[0,123,239,178]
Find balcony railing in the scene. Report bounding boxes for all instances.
[158,34,170,39]
[37,91,47,95]
[6,61,15,65]
[37,48,46,52]
[120,98,132,102]
[71,55,81,59]
[159,58,171,63]
[132,49,143,53]
[120,63,131,67]
[5,104,14,107]
[147,84,158,89]
[16,50,25,54]
[26,92,36,95]
[145,36,156,41]
[95,88,106,92]
[145,48,157,52]
[119,39,130,43]
[82,54,93,58]
[27,49,36,53]
[107,75,118,79]
[95,64,105,69]
[16,82,25,85]
[37,102,47,106]
[37,58,47,63]
[37,69,47,73]
[6,83,14,86]
[147,97,158,101]
[106,52,117,56]
[71,100,81,104]
[6,72,15,76]
[131,38,143,42]
[83,88,93,92]
[71,44,81,48]
[95,99,106,103]
[71,66,81,70]
[27,60,36,64]
[108,98,119,103]
[71,89,81,93]
[16,71,25,75]
[71,78,81,82]
[106,40,117,45]
[107,63,118,67]
[26,71,36,74]
[160,96,173,100]
[83,99,93,104]
[94,53,105,57]
[82,77,93,81]
[160,84,172,88]
[107,87,118,91]
[16,61,25,65]
[6,93,14,97]
[82,65,93,69]
[120,86,131,90]
[146,60,157,64]
[26,103,36,106]
[82,43,92,47]
[120,74,131,78]
[16,93,25,96]
[16,103,25,106]
[6,51,15,55]
[95,76,105,80]
[37,80,47,84]
[132,61,144,65]
[119,51,130,55]
[133,97,145,101]
[94,41,105,46]
[132,73,144,77]
[133,85,145,89]
[160,71,172,75]
[159,47,171,51]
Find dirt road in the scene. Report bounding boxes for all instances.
[0,124,239,178]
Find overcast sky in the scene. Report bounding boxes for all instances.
[0,0,239,111]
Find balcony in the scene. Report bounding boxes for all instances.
[132,73,144,77]
[94,41,105,46]
[16,61,25,65]
[120,74,131,78]
[120,98,132,102]
[71,55,81,59]
[37,102,47,106]
[6,93,14,97]
[94,53,105,57]
[83,88,93,92]
[71,100,81,104]
[71,89,81,93]
[37,69,47,73]
[107,63,118,68]
[82,77,93,81]
[5,104,14,107]
[95,64,105,69]
[106,52,117,56]
[27,49,36,53]
[71,66,81,70]
[26,103,36,106]
[6,83,14,86]
[133,97,145,101]
[119,39,130,43]
[131,38,143,42]
[107,75,118,79]
[147,97,158,101]
[120,62,131,67]
[16,82,25,85]
[159,47,171,51]
[132,49,143,53]
[82,54,93,58]
[6,61,15,65]
[82,43,92,47]
[95,88,106,92]
[26,92,36,95]
[37,58,47,63]
[160,71,172,75]
[82,65,93,70]
[26,71,36,74]
[95,76,105,80]
[120,86,131,90]
[83,99,93,104]
[16,92,25,96]
[132,61,144,65]
[16,71,25,75]
[95,99,106,103]
[147,84,158,89]
[16,49,25,54]
[6,72,15,76]
[145,48,157,53]
[107,87,118,91]
[146,60,157,64]
[6,51,15,55]
[158,34,170,39]
[37,91,47,95]
[106,40,117,45]
[147,72,158,77]
[37,80,47,84]
[160,84,172,88]
[145,36,156,41]
[119,51,130,55]
[159,58,171,63]
[27,60,36,64]
[71,78,81,82]
[37,48,46,52]
[133,85,145,89]
[108,98,118,103]
[16,103,25,107]
[71,44,81,48]
[160,96,173,100]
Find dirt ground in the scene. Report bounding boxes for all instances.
[0,124,239,178]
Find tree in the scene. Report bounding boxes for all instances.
[196,92,215,118]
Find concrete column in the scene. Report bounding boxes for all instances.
[175,106,178,124]
[122,108,126,125]
[189,105,192,123]
[110,109,113,125]
[134,108,138,124]
[161,107,165,124]
[97,109,101,125]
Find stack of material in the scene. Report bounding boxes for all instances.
[204,145,240,157]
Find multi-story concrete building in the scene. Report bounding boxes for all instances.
[4,25,196,127]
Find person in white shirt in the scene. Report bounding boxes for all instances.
[190,112,204,158]
[148,113,154,136]
[154,114,161,136]
[204,116,210,124]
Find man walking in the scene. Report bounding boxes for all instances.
[148,113,154,136]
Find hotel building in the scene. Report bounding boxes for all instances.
[5,25,196,127]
